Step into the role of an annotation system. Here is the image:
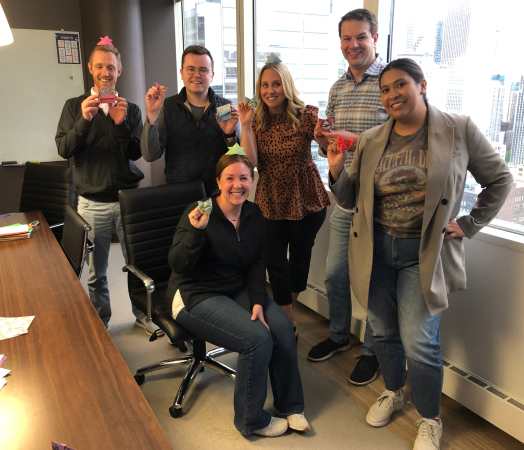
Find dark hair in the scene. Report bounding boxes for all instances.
[181,45,214,71]
[338,8,378,38]
[215,154,255,180]
[379,58,428,103]
[89,45,122,69]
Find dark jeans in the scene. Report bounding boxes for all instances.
[176,290,304,435]
[367,229,443,419]
[265,208,327,305]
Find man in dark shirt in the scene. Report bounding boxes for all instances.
[141,45,239,195]
[56,38,162,336]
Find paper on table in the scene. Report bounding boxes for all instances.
[0,378,5,391]
[0,368,10,378]
[0,316,35,340]
[0,354,5,365]
[0,224,29,236]
[52,442,76,450]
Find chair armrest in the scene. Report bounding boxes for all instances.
[86,237,94,253]
[49,222,64,229]
[123,264,155,321]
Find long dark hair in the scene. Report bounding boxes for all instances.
[380,58,428,104]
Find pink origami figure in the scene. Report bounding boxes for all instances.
[97,36,114,47]
[155,82,167,96]
[337,135,355,153]
[319,117,333,132]
[98,88,116,104]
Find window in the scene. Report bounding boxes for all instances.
[390,0,524,234]
[183,0,238,104]
[255,0,363,184]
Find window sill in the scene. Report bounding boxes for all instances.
[474,225,524,253]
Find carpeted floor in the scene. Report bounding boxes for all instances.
[81,243,410,449]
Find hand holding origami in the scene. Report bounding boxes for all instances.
[108,97,128,125]
[216,105,239,135]
[81,93,100,122]
[237,101,255,126]
[337,135,355,153]
[319,117,333,132]
[189,205,210,229]
[145,84,167,124]
[198,198,213,215]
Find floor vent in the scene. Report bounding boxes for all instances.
[508,399,524,412]
[449,366,468,377]
[487,387,508,400]
[467,376,488,388]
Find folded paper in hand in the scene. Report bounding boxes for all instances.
[337,135,355,153]
[217,104,232,121]
[198,198,213,215]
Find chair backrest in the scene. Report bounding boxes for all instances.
[119,180,206,312]
[60,205,91,278]
[20,162,75,242]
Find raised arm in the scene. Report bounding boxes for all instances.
[141,85,168,162]
[238,101,258,167]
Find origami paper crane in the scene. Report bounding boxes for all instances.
[198,198,212,215]
[97,36,114,47]
[245,95,258,110]
[225,143,246,156]
[337,135,355,153]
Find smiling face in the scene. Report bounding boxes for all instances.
[380,68,427,123]
[260,68,287,114]
[216,162,254,208]
[340,20,378,77]
[180,53,214,97]
[88,50,122,91]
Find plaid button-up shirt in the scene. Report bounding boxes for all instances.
[319,56,389,212]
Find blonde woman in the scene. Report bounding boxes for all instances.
[238,58,329,334]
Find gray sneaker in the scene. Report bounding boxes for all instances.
[366,389,404,427]
[135,318,165,336]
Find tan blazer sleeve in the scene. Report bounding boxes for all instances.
[456,116,513,238]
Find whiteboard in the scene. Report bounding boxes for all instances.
[0,29,84,163]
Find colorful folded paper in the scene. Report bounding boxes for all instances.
[98,88,116,104]
[245,95,258,110]
[97,36,114,47]
[198,198,213,215]
[217,104,232,121]
[337,135,355,153]
[319,117,333,132]
[155,82,167,96]
[266,53,282,64]
[225,143,246,156]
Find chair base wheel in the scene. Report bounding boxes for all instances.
[134,374,145,385]
[170,406,183,418]
[199,366,205,372]
[178,343,188,352]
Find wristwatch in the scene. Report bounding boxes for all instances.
[224,131,236,138]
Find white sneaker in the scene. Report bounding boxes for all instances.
[276,410,310,432]
[366,389,404,427]
[135,318,165,336]
[253,417,288,437]
[414,417,443,450]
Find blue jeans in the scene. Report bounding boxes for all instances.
[176,290,304,435]
[78,196,145,326]
[325,206,374,354]
[367,229,443,419]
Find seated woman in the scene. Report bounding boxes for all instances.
[166,149,310,437]
[327,58,512,449]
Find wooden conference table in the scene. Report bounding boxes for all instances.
[0,211,172,450]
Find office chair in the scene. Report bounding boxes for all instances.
[118,180,236,418]
[60,205,94,278]
[20,162,75,242]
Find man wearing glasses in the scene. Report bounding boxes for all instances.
[141,45,239,195]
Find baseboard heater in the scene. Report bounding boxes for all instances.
[300,282,524,444]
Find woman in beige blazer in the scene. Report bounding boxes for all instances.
[328,59,512,450]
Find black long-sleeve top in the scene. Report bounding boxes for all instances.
[166,195,267,312]
[55,93,144,202]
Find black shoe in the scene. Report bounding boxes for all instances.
[307,337,351,362]
[349,355,380,386]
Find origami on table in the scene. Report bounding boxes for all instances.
[337,135,355,153]
[155,82,167,96]
[319,117,333,132]
[266,53,282,64]
[98,88,116,104]
[225,143,247,156]
[217,104,232,121]
[245,95,258,110]
[198,198,213,215]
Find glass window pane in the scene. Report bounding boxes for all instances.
[183,0,238,104]
[391,0,524,234]
[255,0,364,184]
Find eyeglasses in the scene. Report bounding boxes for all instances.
[183,66,211,76]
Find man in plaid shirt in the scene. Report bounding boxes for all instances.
[308,9,388,387]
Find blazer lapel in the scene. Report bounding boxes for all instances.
[422,105,454,236]
[361,119,394,231]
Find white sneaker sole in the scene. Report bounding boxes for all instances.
[135,320,165,336]
[349,369,379,386]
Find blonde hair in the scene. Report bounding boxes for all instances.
[255,62,305,132]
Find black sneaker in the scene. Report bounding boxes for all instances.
[307,337,351,362]
[349,355,380,385]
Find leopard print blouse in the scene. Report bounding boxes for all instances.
[252,105,330,220]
